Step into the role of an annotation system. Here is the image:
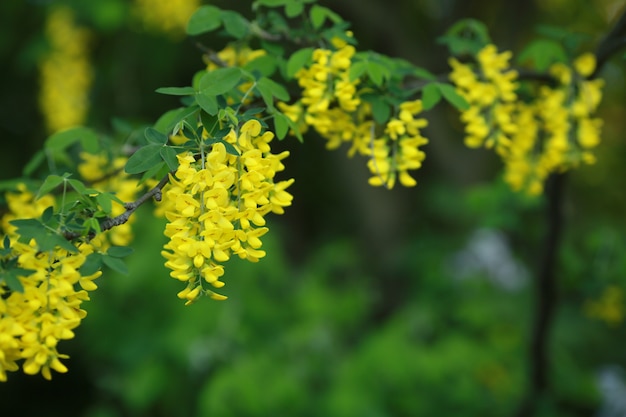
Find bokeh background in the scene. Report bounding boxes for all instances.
[1,0,626,416]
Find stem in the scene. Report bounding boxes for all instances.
[515,172,565,417]
[592,9,626,78]
[63,171,173,240]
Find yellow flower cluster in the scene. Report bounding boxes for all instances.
[160,120,293,304]
[39,7,93,133]
[449,45,518,155]
[503,53,604,195]
[280,38,429,188]
[78,152,140,246]
[206,44,267,70]
[134,0,200,36]
[0,186,101,381]
[450,45,604,195]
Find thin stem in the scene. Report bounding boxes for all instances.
[63,171,173,240]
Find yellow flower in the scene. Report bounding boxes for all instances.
[159,120,294,303]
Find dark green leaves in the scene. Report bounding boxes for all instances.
[10,218,78,253]
[155,86,196,96]
[187,7,249,39]
[187,6,223,35]
[517,39,567,71]
[286,48,314,79]
[438,18,491,56]
[79,246,132,276]
[310,4,342,29]
[125,145,165,175]
[46,126,99,154]
[199,68,243,97]
[145,127,168,145]
[421,82,469,111]
[221,11,249,38]
[256,77,290,110]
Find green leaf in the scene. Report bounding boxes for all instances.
[286,48,313,79]
[243,54,278,77]
[102,254,129,275]
[160,146,179,171]
[67,178,98,195]
[367,61,389,86]
[310,5,341,29]
[79,252,103,276]
[37,230,78,253]
[46,126,99,153]
[254,0,290,7]
[187,5,222,36]
[196,93,218,115]
[145,127,169,145]
[349,61,368,82]
[256,77,290,110]
[140,161,168,185]
[85,217,102,235]
[516,39,567,71]
[95,193,113,214]
[438,83,469,110]
[310,4,327,29]
[285,1,303,17]
[421,83,442,111]
[200,111,219,135]
[125,144,164,175]
[199,67,242,97]
[172,106,200,134]
[154,107,193,134]
[273,112,290,139]
[1,271,25,293]
[37,174,65,198]
[369,96,391,124]
[221,10,249,39]
[107,246,134,258]
[218,139,240,156]
[23,150,46,176]
[155,86,195,96]
[437,18,491,56]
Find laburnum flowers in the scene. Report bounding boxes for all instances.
[39,6,92,133]
[279,36,429,189]
[503,53,604,195]
[449,44,519,156]
[160,120,293,304]
[0,186,101,381]
[450,44,605,195]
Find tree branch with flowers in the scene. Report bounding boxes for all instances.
[0,6,625,412]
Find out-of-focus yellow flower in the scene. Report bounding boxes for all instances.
[39,7,93,133]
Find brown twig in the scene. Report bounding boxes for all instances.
[63,171,173,240]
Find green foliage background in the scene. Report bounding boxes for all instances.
[1,0,626,416]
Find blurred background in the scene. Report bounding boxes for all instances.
[1,0,626,416]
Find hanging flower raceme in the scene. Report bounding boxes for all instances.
[502,53,604,195]
[367,100,429,188]
[0,186,101,381]
[449,44,519,156]
[280,35,429,189]
[39,6,93,133]
[160,120,293,304]
[133,0,200,37]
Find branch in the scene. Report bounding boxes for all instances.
[63,171,173,240]
[514,172,565,417]
[592,8,626,78]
